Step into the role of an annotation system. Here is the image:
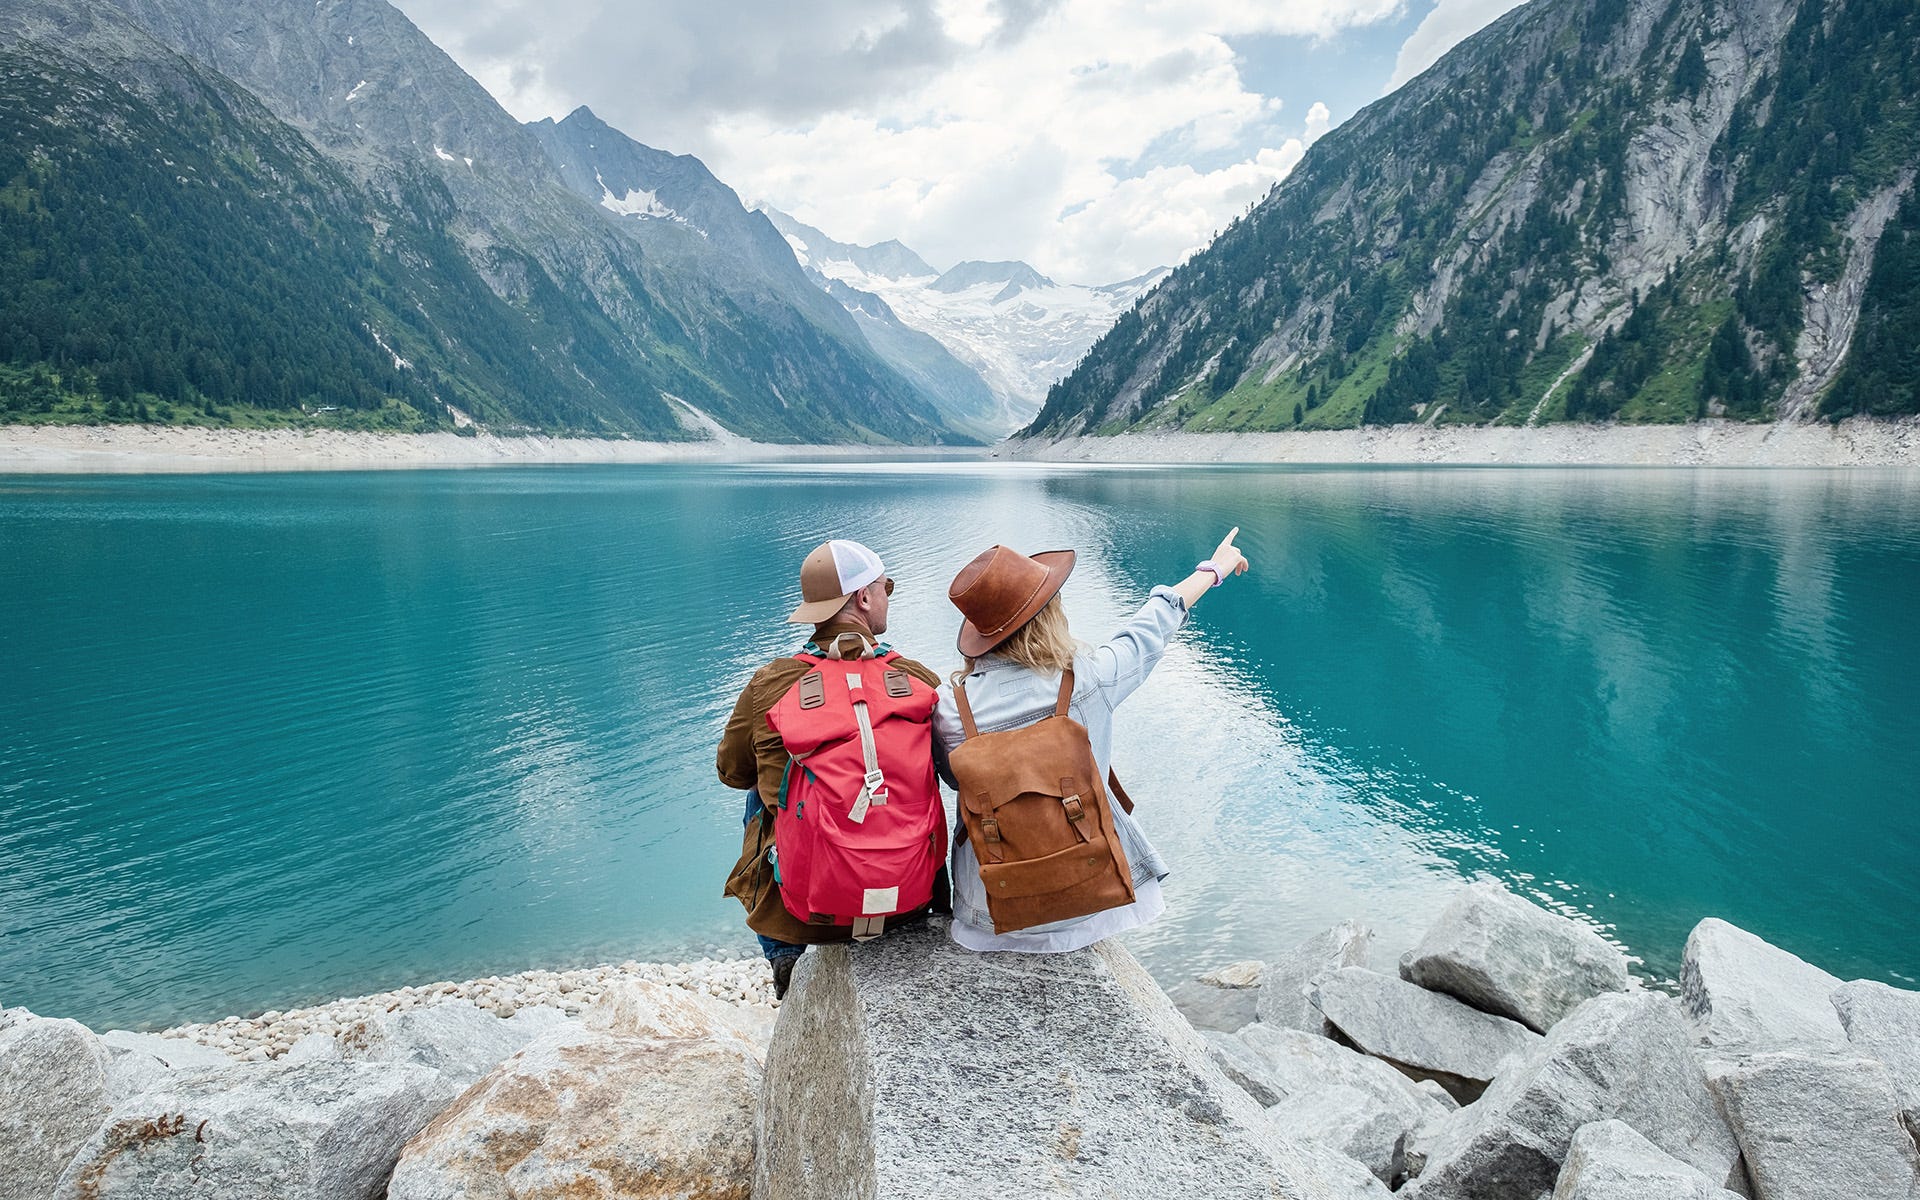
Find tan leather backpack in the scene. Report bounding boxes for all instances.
[948,669,1137,933]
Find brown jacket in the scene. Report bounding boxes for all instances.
[718,622,943,944]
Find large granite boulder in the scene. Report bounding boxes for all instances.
[389,1020,760,1200]
[52,1057,446,1200]
[1309,967,1540,1102]
[755,919,1345,1199]
[1403,991,1743,1200]
[1831,979,1920,1133]
[1681,919,1847,1054]
[1400,881,1631,1033]
[1,1011,112,1200]
[1551,1120,1743,1200]
[1240,1024,1453,1184]
[1706,1051,1920,1200]
[1257,921,1374,1034]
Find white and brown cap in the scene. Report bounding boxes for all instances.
[787,539,886,624]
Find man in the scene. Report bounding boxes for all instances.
[718,538,945,998]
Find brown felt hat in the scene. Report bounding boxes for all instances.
[949,545,1076,658]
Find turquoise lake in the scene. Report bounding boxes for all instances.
[2,463,1916,1029]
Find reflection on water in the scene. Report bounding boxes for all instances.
[1,464,1915,1027]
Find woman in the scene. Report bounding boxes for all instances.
[933,528,1250,953]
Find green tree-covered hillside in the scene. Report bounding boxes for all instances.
[1026,0,1920,437]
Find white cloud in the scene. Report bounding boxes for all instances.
[398,0,1410,282]
[1386,0,1527,92]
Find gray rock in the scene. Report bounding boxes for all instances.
[1404,991,1743,1200]
[1401,881,1631,1032]
[389,1021,760,1200]
[1310,967,1541,1102]
[1257,920,1374,1034]
[52,1057,445,1200]
[1706,1051,1920,1200]
[1277,1134,1396,1198]
[1681,918,1847,1054]
[335,998,563,1097]
[1414,1079,1459,1112]
[1200,960,1266,989]
[283,1032,344,1065]
[755,919,1336,1199]
[1831,979,1920,1133]
[1204,1029,1287,1105]
[99,1031,237,1072]
[1241,1024,1453,1184]
[1551,1120,1743,1200]
[98,1030,241,1102]
[0,1012,111,1200]
[1169,978,1260,1032]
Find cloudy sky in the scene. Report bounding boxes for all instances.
[395,0,1524,285]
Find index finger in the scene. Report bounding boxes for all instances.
[1224,526,1239,544]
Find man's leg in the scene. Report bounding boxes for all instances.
[744,790,805,998]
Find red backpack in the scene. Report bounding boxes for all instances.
[764,644,945,939]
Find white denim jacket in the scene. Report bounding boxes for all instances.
[933,586,1189,951]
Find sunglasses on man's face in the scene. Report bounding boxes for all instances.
[880,577,895,596]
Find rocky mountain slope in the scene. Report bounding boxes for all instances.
[0,0,964,443]
[1024,0,1920,437]
[766,208,1167,430]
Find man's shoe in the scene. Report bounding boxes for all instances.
[772,954,798,1001]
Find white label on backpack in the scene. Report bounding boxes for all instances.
[862,886,898,915]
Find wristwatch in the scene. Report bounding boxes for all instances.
[1196,560,1225,587]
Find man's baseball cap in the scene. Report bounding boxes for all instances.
[788,539,886,624]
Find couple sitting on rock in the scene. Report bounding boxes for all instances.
[718,531,1249,998]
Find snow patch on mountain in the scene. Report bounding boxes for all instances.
[598,174,705,237]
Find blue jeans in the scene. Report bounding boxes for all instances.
[744,790,804,965]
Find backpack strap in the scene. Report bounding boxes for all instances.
[1107,768,1135,815]
[953,678,980,739]
[1053,669,1075,717]
[845,670,888,824]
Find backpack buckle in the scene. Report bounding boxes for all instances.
[864,769,889,805]
[1061,795,1085,822]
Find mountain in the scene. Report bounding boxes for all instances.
[1024,0,1920,438]
[522,113,1000,442]
[764,207,1168,430]
[0,0,964,443]
[929,261,1055,297]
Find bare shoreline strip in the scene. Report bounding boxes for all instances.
[1002,416,1920,467]
[0,424,980,474]
[3,417,1918,471]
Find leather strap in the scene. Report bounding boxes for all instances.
[1053,669,1074,718]
[1107,769,1135,815]
[953,678,980,739]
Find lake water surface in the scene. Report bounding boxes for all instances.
[2,463,1916,1029]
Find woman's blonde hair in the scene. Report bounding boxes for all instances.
[951,593,1082,684]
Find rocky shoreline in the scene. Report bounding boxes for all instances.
[4,887,1915,1198]
[1004,415,1920,466]
[4,416,1920,473]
